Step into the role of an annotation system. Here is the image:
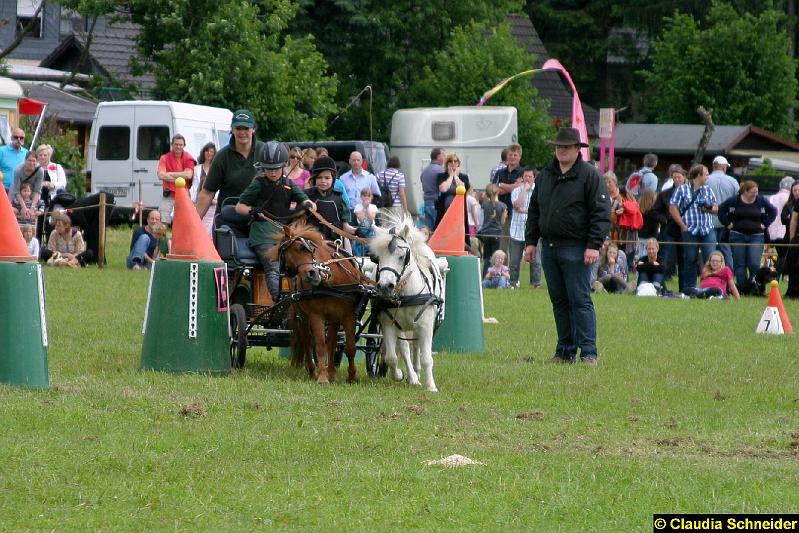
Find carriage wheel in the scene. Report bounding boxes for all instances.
[364,319,386,378]
[229,303,248,369]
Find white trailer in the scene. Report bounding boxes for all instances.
[87,101,233,209]
[389,106,518,212]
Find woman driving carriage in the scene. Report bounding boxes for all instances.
[235,141,316,301]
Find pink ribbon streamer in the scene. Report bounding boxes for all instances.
[541,59,590,161]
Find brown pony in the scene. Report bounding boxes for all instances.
[271,221,366,384]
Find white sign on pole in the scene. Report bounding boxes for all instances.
[599,108,615,140]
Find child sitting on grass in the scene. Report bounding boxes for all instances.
[21,223,39,258]
[482,249,510,289]
[685,250,740,300]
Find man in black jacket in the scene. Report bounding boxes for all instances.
[524,128,611,365]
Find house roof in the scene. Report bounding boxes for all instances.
[41,20,155,97]
[613,123,799,156]
[20,82,97,124]
[507,13,599,135]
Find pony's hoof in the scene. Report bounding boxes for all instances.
[408,377,421,387]
[426,385,439,393]
[317,376,329,384]
[391,368,404,381]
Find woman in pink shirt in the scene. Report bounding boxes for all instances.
[686,251,740,300]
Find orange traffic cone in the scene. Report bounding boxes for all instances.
[428,186,468,256]
[168,177,221,262]
[0,185,35,261]
[767,280,793,333]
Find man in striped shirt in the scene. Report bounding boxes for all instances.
[508,166,540,288]
[668,164,718,291]
[376,155,409,215]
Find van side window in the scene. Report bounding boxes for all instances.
[97,126,130,160]
[137,126,171,160]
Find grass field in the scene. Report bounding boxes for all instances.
[1,227,798,531]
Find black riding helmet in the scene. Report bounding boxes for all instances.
[255,141,289,171]
[309,155,338,185]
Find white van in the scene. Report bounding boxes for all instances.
[389,106,518,211]
[87,101,232,209]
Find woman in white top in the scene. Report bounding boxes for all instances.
[36,144,67,201]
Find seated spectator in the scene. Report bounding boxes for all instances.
[127,218,168,270]
[41,211,94,267]
[684,251,740,300]
[11,152,44,224]
[21,223,39,258]
[482,249,510,289]
[594,242,628,293]
[635,238,665,292]
[12,182,44,229]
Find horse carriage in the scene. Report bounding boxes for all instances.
[212,199,384,379]
[212,201,447,390]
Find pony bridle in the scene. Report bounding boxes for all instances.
[376,234,413,294]
[279,236,331,281]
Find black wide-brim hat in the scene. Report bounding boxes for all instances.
[548,127,589,147]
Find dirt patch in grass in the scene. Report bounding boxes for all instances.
[407,404,428,415]
[516,411,545,421]
[179,402,205,418]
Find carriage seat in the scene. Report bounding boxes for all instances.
[213,203,259,267]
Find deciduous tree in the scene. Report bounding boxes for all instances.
[407,23,553,165]
[128,0,338,140]
[641,3,796,137]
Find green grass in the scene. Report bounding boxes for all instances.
[1,228,798,531]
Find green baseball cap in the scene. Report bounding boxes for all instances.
[231,109,255,129]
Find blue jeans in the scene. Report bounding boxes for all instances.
[540,243,597,360]
[681,231,717,290]
[508,238,541,285]
[424,200,437,231]
[126,234,155,269]
[482,277,509,289]
[714,227,733,271]
[729,231,764,287]
[637,270,665,289]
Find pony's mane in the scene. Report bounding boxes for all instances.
[369,212,432,269]
[271,220,325,244]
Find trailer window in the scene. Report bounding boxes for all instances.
[137,126,170,160]
[97,126,130,160]
[217,129,230,148]
[432,121,455,141]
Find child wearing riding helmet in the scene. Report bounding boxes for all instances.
[236,141,315,301]
[306,155,364,244]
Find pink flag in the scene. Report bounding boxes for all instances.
[542,59,590,161]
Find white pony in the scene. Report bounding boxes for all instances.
[369,213,447,392]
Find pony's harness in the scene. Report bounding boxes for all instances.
[278,234,373,297]
[373,233,444,328]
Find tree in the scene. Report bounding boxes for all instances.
[289,0,524,141]
[407,23,553,165]
[127,0,338,141]
[641,3,797,138]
